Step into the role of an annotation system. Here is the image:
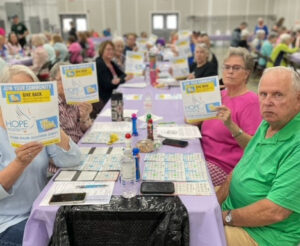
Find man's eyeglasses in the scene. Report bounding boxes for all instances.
[222,65,246,72]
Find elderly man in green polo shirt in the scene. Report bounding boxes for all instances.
[217,66,300,246]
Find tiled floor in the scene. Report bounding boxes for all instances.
[212,46,260,93]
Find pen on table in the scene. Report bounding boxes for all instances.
[76,184,108,189]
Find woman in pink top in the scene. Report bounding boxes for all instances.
[30,34,49,74]
[201,47,262,186]
[68,36,83,64]
[85,31,95,58]
[7,32,23,56]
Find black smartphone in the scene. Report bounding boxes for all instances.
[162,138,188,148]
[49,193,86,204]
[140,182,175,194]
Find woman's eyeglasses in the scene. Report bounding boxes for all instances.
[222,65,246,72]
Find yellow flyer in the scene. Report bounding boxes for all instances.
[180,76,222,123]
[0,82,60,147]
[60,62,99,104]
[125,51,145,76]
[178,30,192,39]
[136,38,148,52]
[176,37,192,57]
[171,56,189,79]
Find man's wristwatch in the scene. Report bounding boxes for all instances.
[225,210,233,225]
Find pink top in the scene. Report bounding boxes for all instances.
[7,42,22,56]
[0,28,5,36]
[201,90,262,174]
[68,42,83,64]
[31,46,49,73]
[87,38,95,58]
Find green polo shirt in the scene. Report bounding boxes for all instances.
[222,112,300,246]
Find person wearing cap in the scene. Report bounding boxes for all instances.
[11,15,28,48]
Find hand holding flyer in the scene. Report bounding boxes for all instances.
[180,76,222,123]
[60,62,99,104]
[171,56,189,79]
[125,51,145,76]
[0,82,61,147]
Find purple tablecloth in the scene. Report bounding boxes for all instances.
[289,52,300,64]
[23,78,226,246]
[7,56,33,66]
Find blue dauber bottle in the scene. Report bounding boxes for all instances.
[131,113,138,136]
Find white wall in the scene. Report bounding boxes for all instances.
[7,0,300,37]
[273,0,300,30]
[0,0,59,34]
[56,0,277,36]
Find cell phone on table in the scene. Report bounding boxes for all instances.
[140,182,175,194]
[162,138,188,148]
[49,193,86,204]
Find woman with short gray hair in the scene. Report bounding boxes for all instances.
[30,34,49,73]
[267,33,299,67]
[112,37,125,71]
[200,47,262,186]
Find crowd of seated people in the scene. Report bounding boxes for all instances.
[0,18,300,246]
[231,17,300,70]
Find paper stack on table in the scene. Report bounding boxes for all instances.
[119,82,147,88]
[81,122,131,144]
[157,124,201,139]
[155,93,182,100]
[40,181,115,206]
[100,108,138,118]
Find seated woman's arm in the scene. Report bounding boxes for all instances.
[46,129,81,168]
[0,142,43,196]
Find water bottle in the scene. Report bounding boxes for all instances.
[143,93,152,114]
[121,149,136,198]
[144,64,150,82]
[111,90,123,121]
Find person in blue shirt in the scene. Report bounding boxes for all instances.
[0,65,81,246]
[258,32,278,68]
[254,17,269,38]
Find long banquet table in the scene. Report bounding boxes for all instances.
[23,77,226,246]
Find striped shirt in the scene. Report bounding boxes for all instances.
[58,97,92,143]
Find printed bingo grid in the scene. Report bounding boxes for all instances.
[142,153,209,182]
[64,147,124,171]
[81,131,125,144]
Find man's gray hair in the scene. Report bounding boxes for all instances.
[50,62,70,80]
[0,65,39,83]
[260,67,300,91]
[223,47,254,72]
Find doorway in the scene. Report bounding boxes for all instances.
[151,12,179,42]
[59,14,87,41]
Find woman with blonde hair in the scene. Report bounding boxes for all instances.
[94,41,133,116]
[52,34,68,62]
[30,34,49,73]
[0,65,80,245]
